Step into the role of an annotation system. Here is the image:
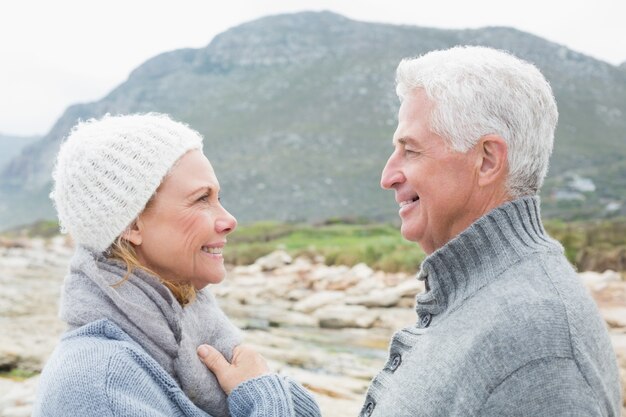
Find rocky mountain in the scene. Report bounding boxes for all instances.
[2,11,626,229]
[0,134,40,172]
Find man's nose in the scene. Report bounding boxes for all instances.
[380,153,404,189]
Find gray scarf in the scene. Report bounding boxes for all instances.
[59,245,242,417]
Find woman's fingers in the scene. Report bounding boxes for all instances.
[197,344,270,395]
[197,345,230,375]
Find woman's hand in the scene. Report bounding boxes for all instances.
[197,344,270,395]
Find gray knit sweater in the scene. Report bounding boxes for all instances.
[358,196,621,417]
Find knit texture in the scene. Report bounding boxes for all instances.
[33,319,321,417]
[359,196,621,416]
[59,245,242,417]
[50,113,203,252]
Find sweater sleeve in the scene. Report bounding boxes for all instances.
[228,374,322,417]
[479,357,604,416]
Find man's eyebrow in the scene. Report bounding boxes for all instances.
[393,136,413,146]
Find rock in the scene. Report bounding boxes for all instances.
[217,286,266,306]
[345,279,423,308]
[600,270,623,283]
[325,274,360,291]
[286,288,312,301]
[273,256,314,275]
[396,296,416,309]
[262,275,300,299]
[231,264,262,275]
[0,375,39,417]
[0,351,20,371]
[579,270,623,291]
[254,250,292,271]
[2,405,33,417]
[391,278,424,297]
[267,310,318,328]
[344,277,385,296]
[345,290,401,308]
[601,308,626,329]
[315,305,379,329]
[292,291,345,313]
[349,263,374,280]
[0,255,30,270]
[309,265,350,291]
[376,308,418,330]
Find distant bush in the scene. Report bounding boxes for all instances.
[545,218,626,271]
[2,220,60,238]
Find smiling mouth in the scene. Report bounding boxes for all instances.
[399,196,420,207]
[201,246,223,255]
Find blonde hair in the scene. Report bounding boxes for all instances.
[107,236,197,306]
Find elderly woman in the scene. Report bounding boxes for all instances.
[33,114,320,417]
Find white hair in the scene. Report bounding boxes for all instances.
[396,46,558,197]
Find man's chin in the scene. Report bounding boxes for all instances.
[399,225,420,243]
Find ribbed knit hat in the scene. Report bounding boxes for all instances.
[51,113,203,252]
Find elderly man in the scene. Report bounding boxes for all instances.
[198,46,621,417]
[363,46,621,416]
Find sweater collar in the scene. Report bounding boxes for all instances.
[415,196,562,318]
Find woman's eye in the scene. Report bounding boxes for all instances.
[197,193,210,203]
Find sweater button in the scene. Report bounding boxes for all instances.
[419,313,432,328]
[364,400,375,416]
[389,353,402,371]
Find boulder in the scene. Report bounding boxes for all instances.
[231,264,262,275]
[601,307,626,329]
[254,250,292,271]
[344,290,401,308]
[349,263,374,280]
[344,278,385,296]
[579,270,623,291]
[293,291,345,313]
[314,305,379,329]
[267,310,318,328]
[0,375,39,417]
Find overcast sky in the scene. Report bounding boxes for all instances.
[1,0,624,136]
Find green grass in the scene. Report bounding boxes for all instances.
[0,368,38,381]
[225,218,626,273]
[227,222,426,273]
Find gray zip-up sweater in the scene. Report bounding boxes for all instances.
[358,196,621,416]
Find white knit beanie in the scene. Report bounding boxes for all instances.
[51,113,203,252]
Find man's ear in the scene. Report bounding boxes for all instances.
[477,134,508,187]
[121,219,143,246]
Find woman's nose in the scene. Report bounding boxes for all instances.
[215,208,237,234]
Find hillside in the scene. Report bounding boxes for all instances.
[0,134,40,171]
[2,11,626,229]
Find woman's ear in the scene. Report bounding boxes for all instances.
[477,134,508,188]
[121,219,143,246]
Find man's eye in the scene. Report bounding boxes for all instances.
[404,149,419,156]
